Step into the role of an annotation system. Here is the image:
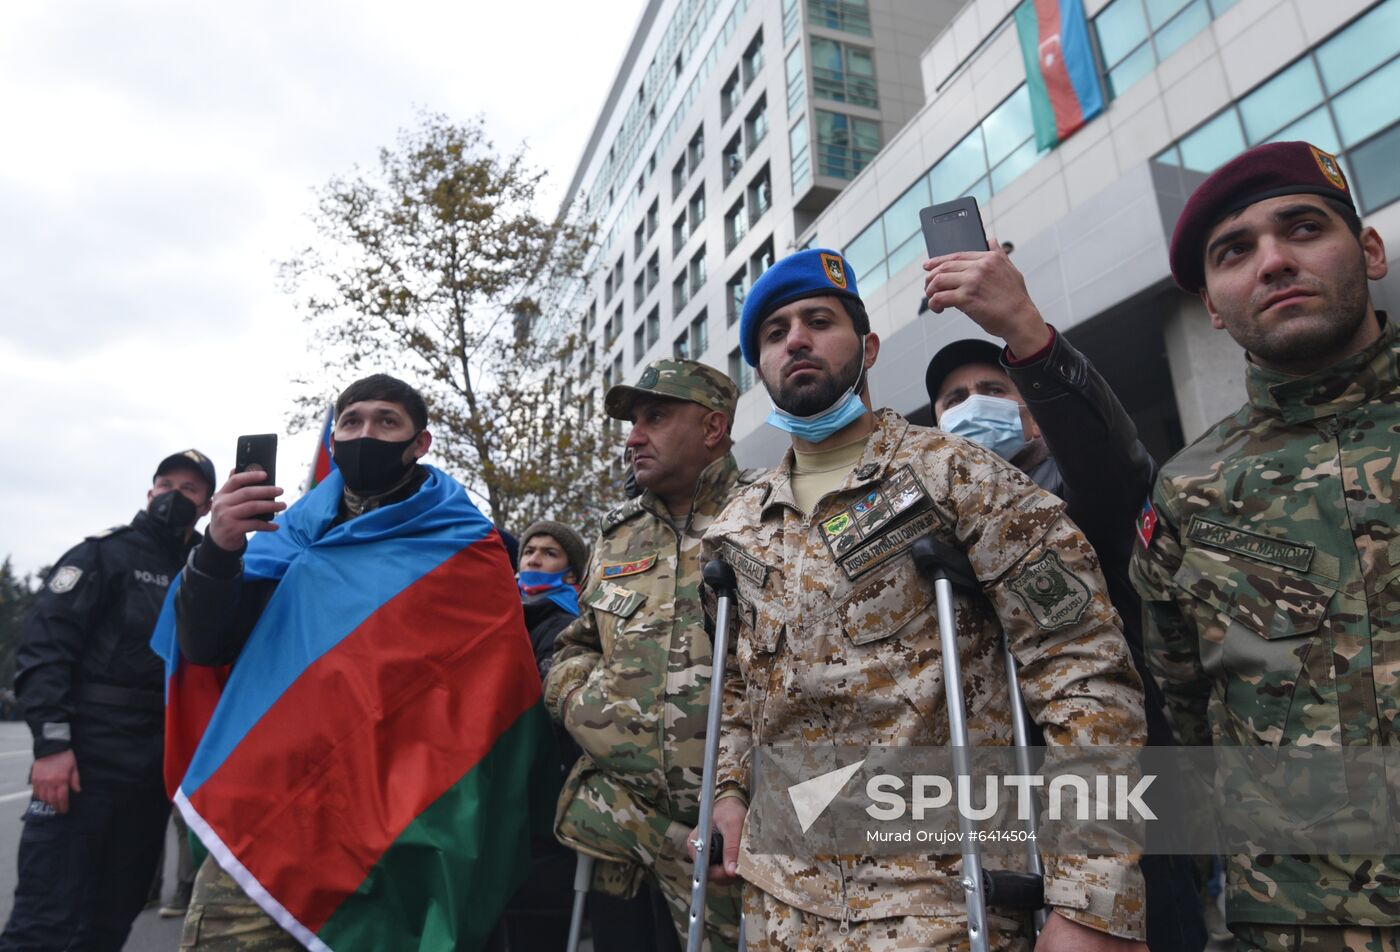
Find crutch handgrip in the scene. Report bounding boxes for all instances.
[911,536,980,592]
[703,559,738,600]
[983,870,1045,910]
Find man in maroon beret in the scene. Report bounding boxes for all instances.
[1131,140,1397,949]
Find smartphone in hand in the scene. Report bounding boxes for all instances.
[920,196,988,258]
[235,434,278,521]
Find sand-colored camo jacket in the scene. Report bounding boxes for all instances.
[701,409,1147,938]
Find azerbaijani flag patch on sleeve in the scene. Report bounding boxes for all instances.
[1136,498,1158,549]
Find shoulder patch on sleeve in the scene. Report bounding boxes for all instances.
[1135,499,1158,549]
[48,566,83,594]
[1007,551,1091,631]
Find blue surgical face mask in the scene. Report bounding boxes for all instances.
[765,338,869,442]
[939,394,1027,460]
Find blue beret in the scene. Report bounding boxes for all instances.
[739,248,864,366]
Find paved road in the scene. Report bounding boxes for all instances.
[0,720,183,950]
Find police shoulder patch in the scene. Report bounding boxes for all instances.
[48,566,83,594]
[1007,551,1091,631]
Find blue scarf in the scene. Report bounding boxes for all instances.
[517,570,580,617]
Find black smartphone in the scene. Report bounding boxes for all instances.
[919,196,988,258]
[235,434,278,521]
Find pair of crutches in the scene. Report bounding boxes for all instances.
[564,559,745,952]
[911,535,1046,952]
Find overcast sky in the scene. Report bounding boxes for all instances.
[0,0,645,576]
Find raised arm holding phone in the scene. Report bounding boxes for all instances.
[922,221,1207,952]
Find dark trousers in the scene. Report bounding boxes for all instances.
[1143,853,1209,952]
[0,783,171,952]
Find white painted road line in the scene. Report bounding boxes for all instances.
[0,790,31,804]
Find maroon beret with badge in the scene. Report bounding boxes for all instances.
[1169,140,1355,293]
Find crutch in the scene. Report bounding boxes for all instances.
[911,536,1045,952]
[564,852,593,952]
[687,559,739,952]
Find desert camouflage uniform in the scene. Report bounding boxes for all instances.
[544,359,748,951]
[1130,317,1400,944]
[701,408,1148,948]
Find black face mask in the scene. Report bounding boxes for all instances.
[148,490,198,536]
[333,434,419,494]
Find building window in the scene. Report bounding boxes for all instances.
[725,197,748,252]
[1155,0,1400,214]
[689,248,708,295]
[688,185,706,229]
[815,109,881,179]
[729,348,756,393]
[633,273,646,308]
[810,38,877,109]
[786,45,807,114]
[646,199,659,237]
[721,70,742,123]
[612,352,624,387]
[672,157,687,200]
[604,257,624,303]
[673,273,689,310]
[634,222,646,258]
[745,96,770,154]
[723,133,744,187]
[687,128,706,174]
[1095,0,1240,100]
[634,325,646,364]
[646,306,660,347]
[808,0,871,36]
[742,31,765,87]
[690,309,709,358]
[841,85,1042,296]
[747,165,772,225]
[583,302,596,335]
[790,115,812,193]
[748,237,775,284]
[673,209,688,255]
[605,306,622,346]
[646,252,660,292]
[726,269,749,326]
[783,0,801,42]
[674,330,691,360]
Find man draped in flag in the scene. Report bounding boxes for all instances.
[152,373,555,951]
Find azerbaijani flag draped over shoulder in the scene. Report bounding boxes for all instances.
[151,466,557,951]
[1014,0,1105,149]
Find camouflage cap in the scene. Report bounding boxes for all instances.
[604,358,739,421]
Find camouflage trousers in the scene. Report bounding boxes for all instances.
[1233,923,1400,951]
[559,771,741,951]
[741,887,1032,952]
[181,856,299,951]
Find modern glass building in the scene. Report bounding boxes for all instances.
[563,0,1400,471]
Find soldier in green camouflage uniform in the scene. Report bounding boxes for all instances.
[696,248,1149,952]
[1129,141,1399,951]
[544,359,748,951]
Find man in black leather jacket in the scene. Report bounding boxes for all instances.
[923,245,1207,952]
[1,449,215,952]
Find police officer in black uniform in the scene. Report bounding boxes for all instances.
[0,449,216,952]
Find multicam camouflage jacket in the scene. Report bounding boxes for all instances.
[701,409,1148,938]
[544,454,750,851]
[1130,317,1400,926]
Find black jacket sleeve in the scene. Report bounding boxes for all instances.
[1003,330,1155,569]
[15,542,106,758]
[174,537,276,667]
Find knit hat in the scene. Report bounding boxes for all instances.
[519,520,589,581]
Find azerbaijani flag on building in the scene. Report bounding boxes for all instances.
[152,466,556,951]
[1014,0,1105,149]
[306,404,336,491]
